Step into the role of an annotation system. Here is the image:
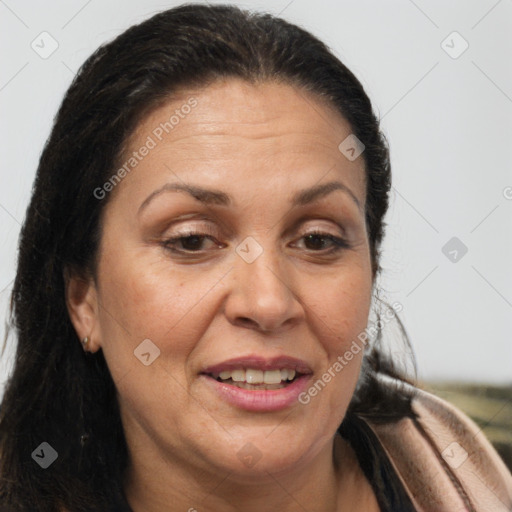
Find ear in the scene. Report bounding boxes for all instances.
[64,268,101,353]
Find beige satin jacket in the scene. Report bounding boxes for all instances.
[365,384,512,511]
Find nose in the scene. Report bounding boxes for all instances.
[223,244,304,333]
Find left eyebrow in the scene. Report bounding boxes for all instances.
[291,181,361,210]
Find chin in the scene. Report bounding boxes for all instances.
[203,427,324,479]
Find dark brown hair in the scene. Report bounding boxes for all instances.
[0,3,414,510]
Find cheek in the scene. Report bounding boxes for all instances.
[305,267,371,414]
[311,266,372,347]
[98,249,207,336]
[95,259,214,426]
[95,246,231,379]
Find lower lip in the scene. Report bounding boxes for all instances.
[201,374,311,412]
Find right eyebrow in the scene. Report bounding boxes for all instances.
[138,183,231,216]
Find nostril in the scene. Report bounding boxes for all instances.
[237,317,258,328]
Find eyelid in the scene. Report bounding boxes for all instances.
[283,212,349,237]
[161,214,349,240]
[163,221,220,237]
[165,221,344,239]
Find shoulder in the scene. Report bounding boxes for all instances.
[363,376,512,512]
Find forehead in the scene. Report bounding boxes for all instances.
[111,78,366,209]
[136,78,349,132]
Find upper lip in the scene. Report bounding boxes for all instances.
[201,355,313,375]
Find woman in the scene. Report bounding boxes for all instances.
[0,3,510,511]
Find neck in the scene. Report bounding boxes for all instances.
[123,432,365,512]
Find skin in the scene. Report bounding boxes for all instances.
[67,78,380,511]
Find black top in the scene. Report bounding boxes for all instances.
[338,413,416,512]
[112,413,416,512]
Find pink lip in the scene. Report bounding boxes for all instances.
[201,373,311,412]
[201,355,313,375]
[200,354,313,412]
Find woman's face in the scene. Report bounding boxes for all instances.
[72,78,373,480]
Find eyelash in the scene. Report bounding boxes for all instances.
[160,228,350,255]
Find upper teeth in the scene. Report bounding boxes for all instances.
[215,368,296,384]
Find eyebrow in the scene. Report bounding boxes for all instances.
[137,180,361,216]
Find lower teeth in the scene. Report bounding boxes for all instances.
[216,378,292,390]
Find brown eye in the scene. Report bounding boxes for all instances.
[162,230,223,254]
[297,231,350,253]
[161,225,226,256]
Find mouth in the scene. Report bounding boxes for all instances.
[200,355,313,411]
[206,367,303,390]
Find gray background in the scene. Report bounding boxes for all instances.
[1,0,511,397]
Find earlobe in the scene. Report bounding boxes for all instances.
[64,269,100,353]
